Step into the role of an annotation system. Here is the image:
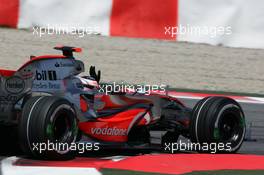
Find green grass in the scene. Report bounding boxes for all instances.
[101,169,168,175]
[183,170,264,175]
[101,169,264,175]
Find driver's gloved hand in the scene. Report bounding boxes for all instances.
[89,66,101,83]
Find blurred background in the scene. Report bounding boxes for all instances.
[1,0,264,48]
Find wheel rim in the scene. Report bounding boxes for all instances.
[218,110,245,147]
[52,109,73,142]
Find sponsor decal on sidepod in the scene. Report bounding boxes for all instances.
[91,127,127,136]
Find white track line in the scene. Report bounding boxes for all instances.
[100,155,128,162]
[247,97,264,103]
[1,157,101,175]
[170,95,264,104]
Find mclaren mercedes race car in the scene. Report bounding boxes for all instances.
[0,46,246,159]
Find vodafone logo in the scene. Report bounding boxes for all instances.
[91,127,127,136]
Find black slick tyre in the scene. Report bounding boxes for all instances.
[190,96,245,153]
[18,96,78,160]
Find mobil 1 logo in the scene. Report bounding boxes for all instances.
[35,70,57,81]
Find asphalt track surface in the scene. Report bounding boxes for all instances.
[179,98,264,155]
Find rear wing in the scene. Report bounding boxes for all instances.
[54,46,82,57]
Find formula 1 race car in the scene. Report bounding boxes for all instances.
[0,46,246,159]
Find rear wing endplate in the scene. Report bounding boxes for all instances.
[54,46,82,57]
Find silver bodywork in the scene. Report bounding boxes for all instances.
[0,55,167,126]
[0,57,97,123]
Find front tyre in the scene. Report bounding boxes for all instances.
[190,96,246,153]
[19,96,78,160]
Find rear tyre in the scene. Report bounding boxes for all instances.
[190,96,245,153]
[161,131,179,152]
[128,126,150,145]
[19,96,78,160]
